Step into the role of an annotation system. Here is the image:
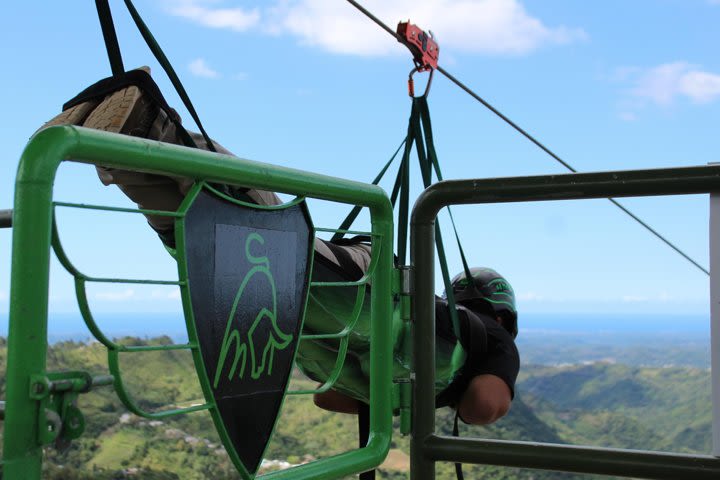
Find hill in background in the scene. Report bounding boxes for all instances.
[0,336,712,479]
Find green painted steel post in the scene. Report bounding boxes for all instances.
[409,221,438,480]
[410,192,444,480]
[4,133,67,478]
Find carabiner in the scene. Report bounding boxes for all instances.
[408,66,435,98]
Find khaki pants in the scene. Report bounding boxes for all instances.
[97,130,372,275]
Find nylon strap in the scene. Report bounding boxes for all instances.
[93,0,216,152]
[332,96,468,340]
[408,97,462,340]
[332,139,406,242]
[122,0,216,152]
[453,411,465,480]
[95,0,125,76]
[397,125,413,265]
[416,97,473,282]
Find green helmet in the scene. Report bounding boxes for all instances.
[446,267,518,338]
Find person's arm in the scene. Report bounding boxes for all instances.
[456,374,512,425]
[454,311,519,425]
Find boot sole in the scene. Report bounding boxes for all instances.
[41,84,156,137]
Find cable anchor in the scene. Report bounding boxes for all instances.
[397,21,439,98]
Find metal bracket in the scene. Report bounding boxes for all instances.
[397,266,413,322]
[393,378,413,436]
[29,371,113,449]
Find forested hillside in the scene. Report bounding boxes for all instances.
[0,338,712,479]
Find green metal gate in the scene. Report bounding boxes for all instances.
[2,125,394,479]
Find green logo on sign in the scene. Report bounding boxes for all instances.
[213,233,294,389]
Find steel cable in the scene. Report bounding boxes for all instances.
[344,0,709,275]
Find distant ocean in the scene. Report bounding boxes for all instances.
[0,312,710,344]
[519,312,709,336]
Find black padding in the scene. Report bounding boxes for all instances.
[183,189,313,475]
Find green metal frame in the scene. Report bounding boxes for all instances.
[4,125,394,479]
[410,165,720,480]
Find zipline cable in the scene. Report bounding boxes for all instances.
[344,0,709,276]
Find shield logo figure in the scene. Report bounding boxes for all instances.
[177,185,313,478]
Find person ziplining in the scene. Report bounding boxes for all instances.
[40,57,520,480]
[33,2,708,480]
[40,9,525,477]
[41,57,520,424]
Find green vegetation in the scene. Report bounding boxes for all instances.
[0,338,712,479]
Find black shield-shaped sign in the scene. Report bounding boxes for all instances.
[181,188,313,476]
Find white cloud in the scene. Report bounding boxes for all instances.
[189,58,221,78]
[166,0,586,57]
[627,62,720,106]
[518,291,544,301]
[151,288,182,300]
[621,295,647,303]
[618,111,637,122]
[0,290,7,301]
[678,70,720,103]
[95,289,136,301]
[621,292,675,304]
[169,1,260,31]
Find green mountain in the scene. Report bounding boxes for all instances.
[0,338,712,479]
[519,363,712,453]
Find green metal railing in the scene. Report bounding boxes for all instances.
[4,125,394,479]
[8,124,719,480]
[410,165,720,480]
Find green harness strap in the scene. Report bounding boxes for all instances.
[335,96,473,341]
[406,96,470,341]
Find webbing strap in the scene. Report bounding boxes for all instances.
[397,125,413,265]
[332,139,406,242]
[333,97,468,340]
[122,0,216,152]
[95,0,124,75]
[416,97,473,282]
[93,0,216,152]
[452,411,465,480]
[406,97,462,340]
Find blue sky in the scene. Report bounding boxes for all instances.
[1,0,719,318]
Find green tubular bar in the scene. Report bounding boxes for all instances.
[288,284,368,395]
[410,165,720,480]
[289,226,383,397]
[5,125,394,480]
[54,200,185,217]
[107,349,212,419]
[53,204,212,419]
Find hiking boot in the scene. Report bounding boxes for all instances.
[40,66,282,244]
[40,67,190,233]
[41,67,160,137]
